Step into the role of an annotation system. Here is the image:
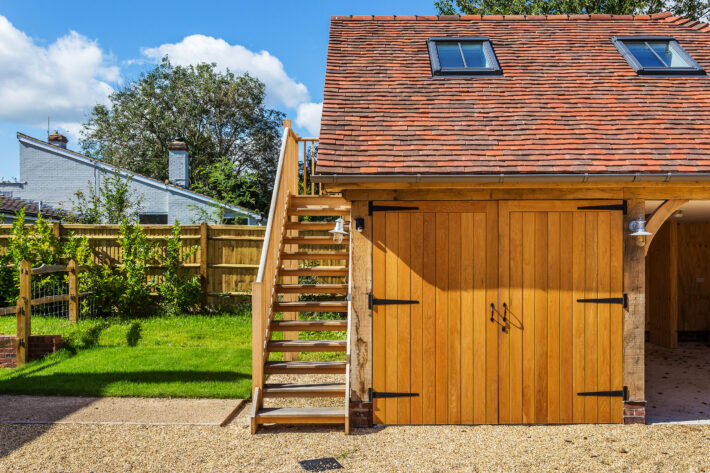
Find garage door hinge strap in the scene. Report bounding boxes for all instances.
[577,201,627,214]
[368,293,420,310]
[368,201,420,215]
[368,388,420,401]
[577,294,628,308]
[577,386,629,401]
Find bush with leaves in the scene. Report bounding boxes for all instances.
[0,210,91,307]
[157,222,201,316]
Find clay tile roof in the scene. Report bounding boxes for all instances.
[0,195,64,219]
[318,13,710,176]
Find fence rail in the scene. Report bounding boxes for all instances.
[0,223,266,305]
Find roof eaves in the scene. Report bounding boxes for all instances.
[16,133,261,219]
[331,11,675,22]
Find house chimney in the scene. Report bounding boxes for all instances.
[48,131,68,149]
[168,137,189,188]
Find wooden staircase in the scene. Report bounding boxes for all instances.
[251,193,351,433]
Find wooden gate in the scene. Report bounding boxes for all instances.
[372,200,624,425]
[498,201,624,424]
[372,201,498,425]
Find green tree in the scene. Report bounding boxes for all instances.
[435,0,709,19]
[63,172,144,224]
[80,57,283,215]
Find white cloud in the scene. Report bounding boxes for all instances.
[0,15,119,133]
[142,34,322,135]
[296,102,323,136]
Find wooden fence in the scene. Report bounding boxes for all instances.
[0,224,266,306]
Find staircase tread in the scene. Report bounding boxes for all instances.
[263,383,345,391]
[276,284,348,288]
[276,301,347,306]
[269,340,346,346]
[265,360,346,367]
[271,319,347,326]
[256,407,346,418]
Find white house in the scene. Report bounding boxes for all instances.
[0,132,262,225]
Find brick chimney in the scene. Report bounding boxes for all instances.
[168,138,189,189]
[48,131,68,149]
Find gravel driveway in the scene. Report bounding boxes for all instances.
[1,406,709,472]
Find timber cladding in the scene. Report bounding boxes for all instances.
[370,200,624,425]
[0,224,265,305]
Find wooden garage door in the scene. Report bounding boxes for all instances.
[498,201,624,424]
[372,200,624,425]
[372,201,499,425]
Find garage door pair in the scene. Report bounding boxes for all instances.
[371,200,624,425]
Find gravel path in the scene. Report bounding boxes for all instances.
[1,407,709,472]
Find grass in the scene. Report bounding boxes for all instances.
[0,310,253,399]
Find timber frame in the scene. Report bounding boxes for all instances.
[335,179,710,426]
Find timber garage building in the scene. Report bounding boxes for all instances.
[315,12,710,426]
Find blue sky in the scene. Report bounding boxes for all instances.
[0,0,437,179]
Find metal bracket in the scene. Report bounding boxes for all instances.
[577,200,627,214]
[368,201,419,215]
[368,293,420,310]
[577,386,629,401]
[368,388,419,402]
[577,294,628,308]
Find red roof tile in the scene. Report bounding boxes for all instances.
[318,14,710,175]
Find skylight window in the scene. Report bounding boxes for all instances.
[427,38,502,76]
[612,37,704,75]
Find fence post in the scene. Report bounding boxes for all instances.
[16,260,31,367]
[200,222,209,308]
[67,259,78,323]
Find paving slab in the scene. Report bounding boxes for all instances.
[0,395,244,426]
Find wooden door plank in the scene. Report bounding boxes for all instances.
[448,213,462,424]
[508,211,523,424]
[572,212,586,423]
[522,212,536,424]
[422,213,437,425]
[547,212,561,424]
[385,212,399,425]
[597,212,612,423]
[473,212,488,424]
[610,211,624,423]
[534,212,549,424]
[435,212,449,424]
[485,204,499,424]
[410,213,424,425]
[397,213,412,424]
[584,212,599,423]
[497,206,510,425]
[372,212,387,424]
[559,212,575,423]
[460,212,475,424]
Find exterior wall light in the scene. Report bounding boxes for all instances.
[329,217,349,243]
[629,217,652,247]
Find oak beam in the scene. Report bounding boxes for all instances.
[644,199,688,256]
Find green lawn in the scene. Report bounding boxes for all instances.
[0,311,253,399]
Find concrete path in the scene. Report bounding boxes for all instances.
[0,395,244,426]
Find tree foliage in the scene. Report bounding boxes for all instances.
[80,58,284,215]
[64,173,144,224]
[435,0,709,19]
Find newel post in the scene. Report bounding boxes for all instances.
[251,281,265,392]
[67,259,78,323]
[16,260,32,366]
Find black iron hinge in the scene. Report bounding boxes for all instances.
[577,200,627,214]
[577,386,629,401]
[368,293,420,310]
[577,294,628,308]
[368,201,419,215]
[369,388,420,402]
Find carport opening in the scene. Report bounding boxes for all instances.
[645,200,710,424]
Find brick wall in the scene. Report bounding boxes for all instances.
[623,400,646,424]
[0,335,63,368]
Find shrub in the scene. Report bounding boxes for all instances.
[126,321,142,347]
[158,222,201,316]
[65,320,110,350]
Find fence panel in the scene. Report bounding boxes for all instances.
[0,223,265,306]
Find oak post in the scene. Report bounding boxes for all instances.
[16,260,32,367]
[52,222,61,238]
[348,201,373,402]
[200,222,209,308]
[67,259,79,323]
[623,200,646,402]
[251,282,265,392]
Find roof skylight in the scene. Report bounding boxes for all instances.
[427,38,502,76]
[612,37,704,75]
